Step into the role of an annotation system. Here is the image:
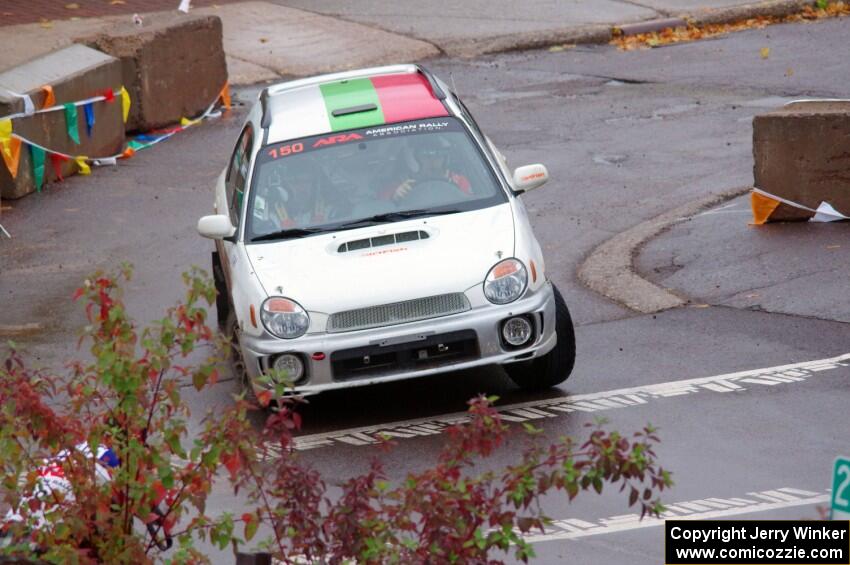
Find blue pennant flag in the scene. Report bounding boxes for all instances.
[83,103,95,137]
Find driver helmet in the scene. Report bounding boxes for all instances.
[411,136,450,176]
[276,158,323,215]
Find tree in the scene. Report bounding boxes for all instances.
[0,268,671,564]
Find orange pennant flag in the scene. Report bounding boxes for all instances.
[40,85,56,109]
[219,82,231,110]
[750,190,781,225]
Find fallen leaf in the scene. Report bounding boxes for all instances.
[65,2,80,9]
[745,293,760,298]
[760,47,770,59]
[110,0,126,4]
[38,18,53,28]
[785,67,794,76]
[826,244,841,249]
[259,37,268,43]
[690,304,710,308]
[549,45,566,52]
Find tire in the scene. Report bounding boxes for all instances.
[212,251,230,330]
[225,309,257,404]
[506,284,576,391]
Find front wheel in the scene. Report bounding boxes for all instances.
[505,284,575,391]
[225,309,257,404]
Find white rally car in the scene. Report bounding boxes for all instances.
[197,64,575,397]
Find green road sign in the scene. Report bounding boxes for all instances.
[831,456,850,520]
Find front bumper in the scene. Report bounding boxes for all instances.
[239,281,557,395]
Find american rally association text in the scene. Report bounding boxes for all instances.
[669,525,848,545]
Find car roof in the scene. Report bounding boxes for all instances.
[261,65,453,145]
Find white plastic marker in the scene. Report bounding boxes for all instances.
[178,0,191,13]
[525,487,828,545]
[289,353,850,452]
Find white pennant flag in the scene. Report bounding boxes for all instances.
[2,89,35,115]
[178,0,191,13]
[810,201,848,223]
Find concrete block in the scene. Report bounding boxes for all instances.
[753,101,850,221]
[81,14,227,132]
[0,44,124,200]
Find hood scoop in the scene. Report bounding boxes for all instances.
[337,230,430,253]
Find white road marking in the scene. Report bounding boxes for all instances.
[287,353,850,452]
[525,488,829,545]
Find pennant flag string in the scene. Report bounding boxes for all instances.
[0,88,123,122]
[2,84,227,176]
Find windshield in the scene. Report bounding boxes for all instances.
[245,117,507,242]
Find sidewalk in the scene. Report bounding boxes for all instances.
[0,0,821,85]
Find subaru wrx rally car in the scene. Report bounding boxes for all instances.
[197,64,575,397]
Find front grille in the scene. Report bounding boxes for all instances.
[327,293,471,333]
[331,330,479,380]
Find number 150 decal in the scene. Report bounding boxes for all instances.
[268,143,304,159]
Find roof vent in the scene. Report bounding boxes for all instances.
[338,230,429,253]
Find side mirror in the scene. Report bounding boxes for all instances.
[512,164,549,193]
[197,214,236,240]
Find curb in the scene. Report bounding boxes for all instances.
[683,0,816,26]
[577,187,750,315]
[448,0,819,57]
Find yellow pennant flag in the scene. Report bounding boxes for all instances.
[75,156,91,175]
[0,120,22,179]
[180,116,197,127]
[119,86,131,123]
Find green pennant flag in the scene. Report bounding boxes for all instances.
[126,140,147,151]
[30,144,45,192]
[63,103,80,144]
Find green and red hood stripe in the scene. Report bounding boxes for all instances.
[267,73,449,142]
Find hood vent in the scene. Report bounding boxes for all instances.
[338,230,429,253]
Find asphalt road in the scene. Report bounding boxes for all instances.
[2,16,849,564]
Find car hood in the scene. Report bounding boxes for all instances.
[245,204,515,314]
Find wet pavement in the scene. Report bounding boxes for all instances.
[1,16,849,564]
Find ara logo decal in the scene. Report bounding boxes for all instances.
[312,133,364,148]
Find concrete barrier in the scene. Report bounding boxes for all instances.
[752,100,850,221]
[82,14,227,132]
[0,45,124,200]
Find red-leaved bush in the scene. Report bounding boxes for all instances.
[0,268,671,564]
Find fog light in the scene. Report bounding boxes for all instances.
[271,354,304,383]
[502,316,533,347]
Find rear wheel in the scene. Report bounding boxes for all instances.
[506,284,575,391]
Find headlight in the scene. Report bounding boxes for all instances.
[260,297,310,339]
[483,258,528,304]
